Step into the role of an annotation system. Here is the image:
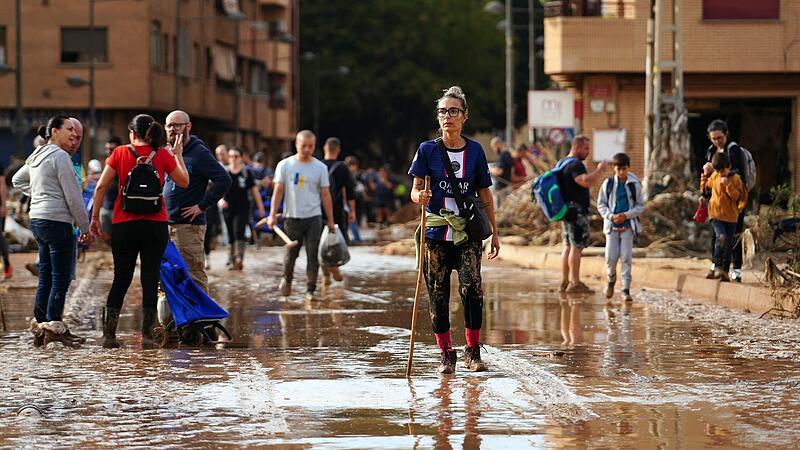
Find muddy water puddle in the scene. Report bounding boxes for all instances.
[1,247,800,448]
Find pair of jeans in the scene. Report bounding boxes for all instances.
[283,216,323,293]
[107,220,169,310]
[711,219,737,272]
[30,219,75,322]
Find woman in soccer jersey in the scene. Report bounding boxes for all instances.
[408,86,500,374]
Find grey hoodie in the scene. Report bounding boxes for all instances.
[12,144,90,233]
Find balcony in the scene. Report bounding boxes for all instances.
[543,0,636,19]
[258,0,289,7]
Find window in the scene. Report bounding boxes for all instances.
[703,0,779,20]
[206,46,213,80]
[250,61,267,94]
[0,26,6,67]
[163,33,169,72]
[150,21,161,69]
[61,28,108,63]
[193,43,200,78]
[269,74,286,108]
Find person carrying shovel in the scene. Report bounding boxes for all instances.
[407,86,500,374]
[266,130,336,300]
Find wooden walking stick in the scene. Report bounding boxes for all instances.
[406,176,430,377]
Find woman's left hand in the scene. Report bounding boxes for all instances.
[487,234,500,259]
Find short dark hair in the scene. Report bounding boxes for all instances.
[253,151,265,163]
[711,151,730,170]
[707,119,728,135]
[325,137,341,151]
[107,136,123,146]
[612,153,630,167]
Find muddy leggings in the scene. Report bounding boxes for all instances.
[424,239,484,334]
[107,220,169,310]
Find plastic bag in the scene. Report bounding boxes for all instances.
[692,200,708,224]
[318,227,350,268]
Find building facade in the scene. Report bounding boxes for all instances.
[544,0,798,199]
[0,0,297,167]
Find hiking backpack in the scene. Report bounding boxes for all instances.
[532,156,578,222]
[730,141,757,192]
[121,145,163,214]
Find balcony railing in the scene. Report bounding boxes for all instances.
[544,0,636,19]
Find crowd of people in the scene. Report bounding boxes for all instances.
[1,86,752,377]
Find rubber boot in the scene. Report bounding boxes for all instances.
[234,240,245,270]
[103,307,121,349]
[142,308,158,348]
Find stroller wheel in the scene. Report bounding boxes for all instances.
[179,325,204,346]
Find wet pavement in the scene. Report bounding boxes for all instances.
[2,246,800,449]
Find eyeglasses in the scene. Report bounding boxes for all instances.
[436,107,465,118]
[166,122,189,130]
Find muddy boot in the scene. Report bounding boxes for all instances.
[29,319,45,348]
[103,307,121,349]
[42,321,80,348]
[622,289,633,302]
[63,328,87,345]
[142,308,158,348]
[438,349,457,374]
[464,344,487,372]
[604,276,616,299]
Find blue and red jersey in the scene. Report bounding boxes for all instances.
[408,137,492,241]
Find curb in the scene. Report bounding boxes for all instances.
[498,244,779,315]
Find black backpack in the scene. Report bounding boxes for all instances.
[121,145,163,214]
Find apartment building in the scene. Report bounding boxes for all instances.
[0,0,296,166]
[544,0,798,198]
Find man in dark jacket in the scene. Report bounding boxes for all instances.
[703,119,748,282]
[164,110,231,293]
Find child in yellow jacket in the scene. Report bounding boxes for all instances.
[700,152,747,281]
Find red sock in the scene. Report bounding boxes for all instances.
[435,331,452,352]
[465,328,480,348]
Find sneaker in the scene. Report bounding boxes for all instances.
[438,349,457,374]
[464,344,487,372]
[559,279,569,293]
[3,263,11,279]
[279,278,291,297]
[713,268,730,282]
[25,262,39,277]
[622,289,633,302]
[565,281,594,294]
[704,270,716,279]
[731,269,742,283]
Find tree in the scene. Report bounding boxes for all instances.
[299,0,505,168]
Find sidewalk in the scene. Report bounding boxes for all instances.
[498,244,778,315]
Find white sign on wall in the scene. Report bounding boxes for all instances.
[528,90,575,128]
[592,129,626,162]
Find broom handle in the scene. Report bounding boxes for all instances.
[406,176,429,378]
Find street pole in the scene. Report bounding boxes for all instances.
[313,64,320,139]
[86,0,96,166]
[505,0,513,146]
[233,19,241,147]
[643,0,656,199]
[14,0,23,156]
[528,0,535,144]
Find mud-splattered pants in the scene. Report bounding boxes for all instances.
[424,239,484,334]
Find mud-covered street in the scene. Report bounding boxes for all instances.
[2,246,800,449]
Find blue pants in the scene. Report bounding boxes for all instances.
[31,219,75,322]
[711,219,737,272]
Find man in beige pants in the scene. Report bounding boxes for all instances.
[163,110,231,293]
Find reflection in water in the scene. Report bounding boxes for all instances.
[1,247,800,449]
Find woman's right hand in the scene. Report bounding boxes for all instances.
[415,189,432,206]
[89,218,101,239]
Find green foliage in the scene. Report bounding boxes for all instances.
[299,0,505,167]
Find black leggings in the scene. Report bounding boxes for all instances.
[107,220,168,310]
[424,239,484,334]
[223,207,249,243]
[0,217,9,266]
